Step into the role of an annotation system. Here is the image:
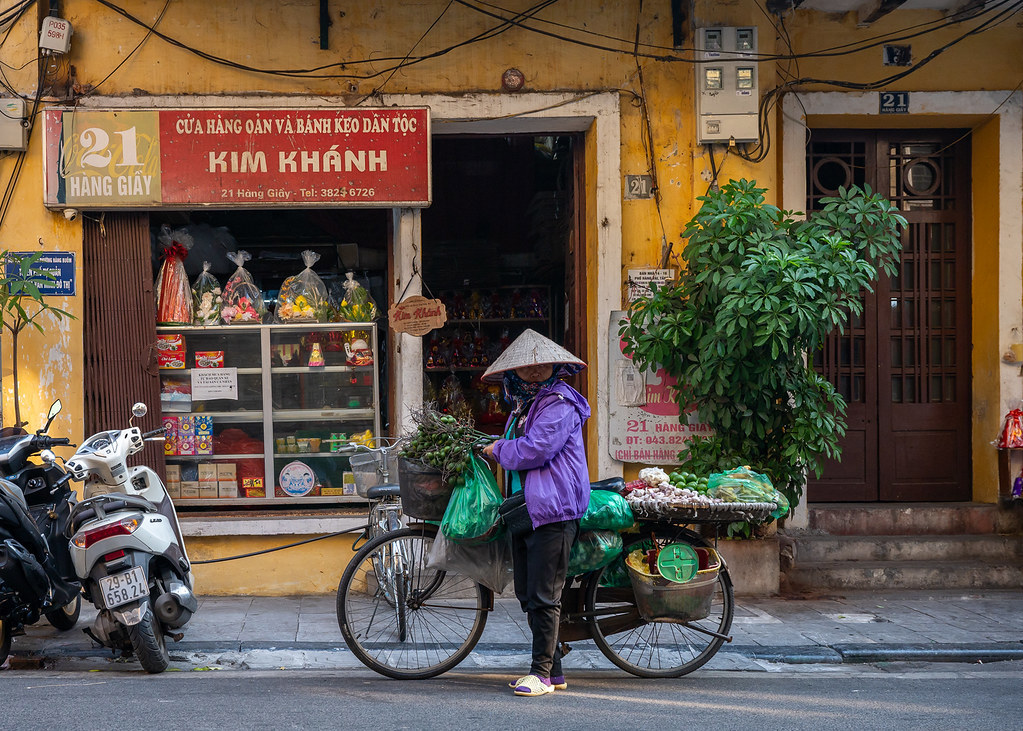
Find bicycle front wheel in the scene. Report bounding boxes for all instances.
[336,526,491,679]
[584,525,734,678]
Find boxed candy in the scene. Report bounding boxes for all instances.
[241,477,265,498]
[162,416,179,455]
[158,350,186,369]
[195,351,224,368]
[217,463,238,498]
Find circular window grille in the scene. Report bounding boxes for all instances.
[812,157,852,196]
[903,158,940,196]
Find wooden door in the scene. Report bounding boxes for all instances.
[807,130,972,502]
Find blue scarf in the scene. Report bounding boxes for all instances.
[503,367,561,419]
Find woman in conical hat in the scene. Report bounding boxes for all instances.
[481,329,590,697]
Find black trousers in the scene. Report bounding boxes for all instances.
[511,519,579,679]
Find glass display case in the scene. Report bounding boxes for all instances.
[156,322,381,506]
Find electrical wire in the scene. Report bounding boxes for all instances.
[358,0,455,103]
[733,0,1023,163]
[88,0,561,80]
[85,0,170,95]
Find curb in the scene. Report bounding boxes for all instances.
[9,642,1023,666]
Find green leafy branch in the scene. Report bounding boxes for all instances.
[620,179,906,507]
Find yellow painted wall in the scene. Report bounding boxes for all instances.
[1,1,1019,593]
[187,533,359,596]
[971,118,1001,504]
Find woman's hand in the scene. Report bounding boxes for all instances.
[481,440,497,458]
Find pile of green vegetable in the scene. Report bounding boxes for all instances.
[667,470,710,495]
[399,404,492,487]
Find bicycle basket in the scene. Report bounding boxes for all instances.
[397,457,453,520]
[626,547,721,624]
[350,449,399,498]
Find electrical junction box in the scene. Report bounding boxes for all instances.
[695,26,760,145]
[0,98,27,150]
[39,16,72,54]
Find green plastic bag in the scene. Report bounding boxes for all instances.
[580,490,635,531]
[567,529,623,576]
[708,466,789,520]
[598,553,632,588]
[441,455,503,545]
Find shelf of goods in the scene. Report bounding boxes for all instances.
[156,322,381,506]
[423,285,551,434]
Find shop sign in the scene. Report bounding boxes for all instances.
[191,367,238,401]
[3,251,75,296]
[42,107,431,209]
[388,295,447,336]
[607,311,713,466]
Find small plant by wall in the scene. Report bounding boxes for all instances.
[620,179,906,508]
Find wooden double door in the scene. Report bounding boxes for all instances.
[807,130,972,502]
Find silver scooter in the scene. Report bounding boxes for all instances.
[63,402,197,673]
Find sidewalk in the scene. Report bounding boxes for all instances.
[5,589,1023,672]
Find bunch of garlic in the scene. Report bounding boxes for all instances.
[638,467,670,487]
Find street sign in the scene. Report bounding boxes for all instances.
[3,251,76,296]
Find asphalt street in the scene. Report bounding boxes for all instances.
[2,665,1022,730]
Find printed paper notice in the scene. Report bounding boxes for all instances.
[191,367,238,401]
[627,269,675,302]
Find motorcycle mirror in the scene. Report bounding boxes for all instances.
[40,449,57,464]
[131,402,148,419]
[38,399,62,435]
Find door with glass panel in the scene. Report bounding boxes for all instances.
[807,130,971,502]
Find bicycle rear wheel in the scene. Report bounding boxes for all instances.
[584,525,734,678]
[336,526,491,679]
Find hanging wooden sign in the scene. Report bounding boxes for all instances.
[388,295,447,336]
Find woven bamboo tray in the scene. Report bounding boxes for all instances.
[626,499,777,524]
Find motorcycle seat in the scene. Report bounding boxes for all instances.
[590,477,627,493]
[69,494,158,534]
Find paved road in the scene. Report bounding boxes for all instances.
[2,665,1022,730]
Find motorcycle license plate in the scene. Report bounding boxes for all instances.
[99,566,149,609]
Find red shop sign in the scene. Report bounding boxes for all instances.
[42,107,431,208]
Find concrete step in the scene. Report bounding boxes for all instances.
[808,503,1023,536]
[784,559,1023,591]
[792,534,1023,563]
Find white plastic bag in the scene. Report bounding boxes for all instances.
[427,529,514,594]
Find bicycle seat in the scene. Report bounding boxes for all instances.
[366,483,401,499]
[590,477,626,493]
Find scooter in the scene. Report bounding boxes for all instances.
[0,399,82,666]
[64,402,197,673]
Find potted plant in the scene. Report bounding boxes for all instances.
[620,179,906,511]
[1,251,75,428]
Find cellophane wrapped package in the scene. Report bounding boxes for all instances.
[191,261,223,326]
[277,250,329,322]
[996,408,1023,448]
[336,271,379,322]
[155,225,194,325]
[220,250,265,324]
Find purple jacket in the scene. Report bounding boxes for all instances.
[492,380,591,529]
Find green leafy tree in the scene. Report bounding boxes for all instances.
[0,251,75,428]
[620,179,906,507]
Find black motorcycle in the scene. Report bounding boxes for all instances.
[0,400,81,665]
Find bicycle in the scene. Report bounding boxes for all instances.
[336,441,490,677]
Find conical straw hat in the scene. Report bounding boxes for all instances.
[482,328,586,383]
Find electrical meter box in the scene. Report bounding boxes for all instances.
[0,98,26,150]
[695,26,759,144]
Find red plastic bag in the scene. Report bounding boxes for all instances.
[996,409,1023,448]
